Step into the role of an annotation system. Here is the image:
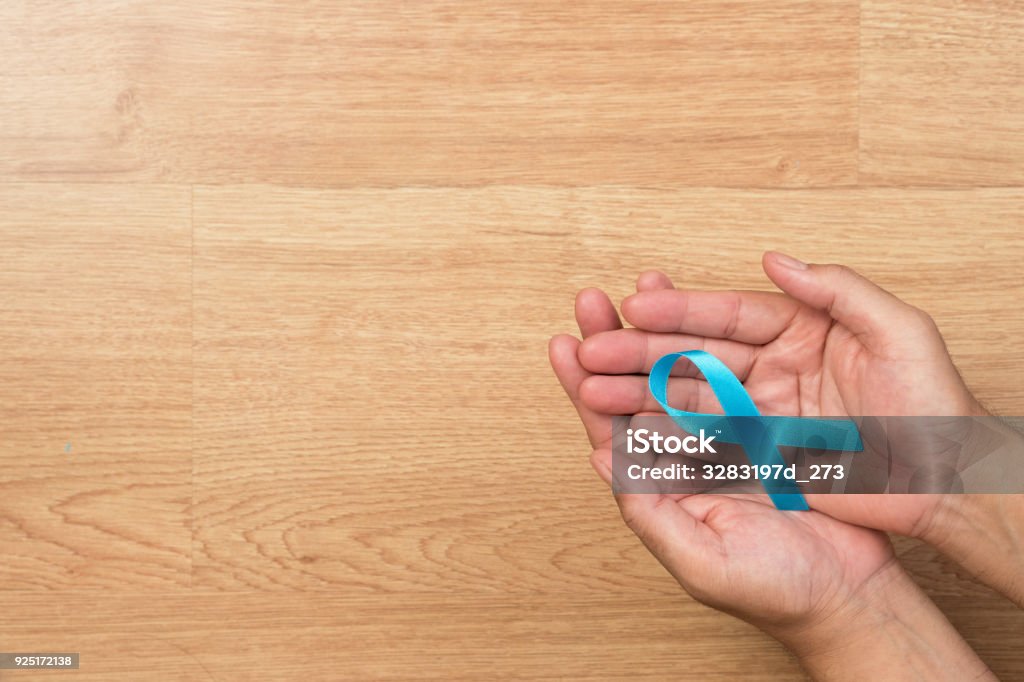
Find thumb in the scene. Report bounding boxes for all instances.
[762,251,934,349]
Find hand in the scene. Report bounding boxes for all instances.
[550,284,994,680]
[550,283,896,631]
[571,254,1024,607]
[573,253,985,538]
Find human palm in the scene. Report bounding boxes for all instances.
[571,255,984,537]
[577,273,980,422]
[550,253,986,627]
[593,461,897,632]
[737,302,981,419]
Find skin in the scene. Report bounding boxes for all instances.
[549,252,1020,679]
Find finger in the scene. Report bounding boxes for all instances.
[575,287,622,339]
[621,288,801,345]
[762,251,932,351]
[589,447,614,485]
[549,334,613,448]
[578,328,757,380]
[580,374,721,415]
[636,270,675,292]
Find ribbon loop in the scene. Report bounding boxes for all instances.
[648,350,863,511]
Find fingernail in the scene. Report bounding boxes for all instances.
[771,251,808,270]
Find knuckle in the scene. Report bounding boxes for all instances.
[616,498,642,530]
[910,305,939,331]
[828,263,857,281]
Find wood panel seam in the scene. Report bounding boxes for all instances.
[190,183,196,590]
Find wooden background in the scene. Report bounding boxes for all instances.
[1,1,1022,679]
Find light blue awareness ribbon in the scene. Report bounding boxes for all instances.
[648,350,863,511]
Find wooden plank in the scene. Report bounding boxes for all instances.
[192,185,1024,595]
[0,590,1019,680]
[3,0,1024,676]
[860,0,1024,185]
[0,184,192,589]
[3,181,1020,677]
[0,593,803,681]
[0,1,858,187]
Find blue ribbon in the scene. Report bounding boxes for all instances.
[648,350,863,511]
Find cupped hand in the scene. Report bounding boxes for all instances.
[549,282,900,638]
[592,446,901,638]
[570,253,988,539]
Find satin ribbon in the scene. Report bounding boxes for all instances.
[648,350,863,511]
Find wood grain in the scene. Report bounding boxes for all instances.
[860,0,1024,185]
[0,594,807,681]
[0,1,857,187]
[2,1,1024,680]
[0,184,192,589]
[191,185,1024,599]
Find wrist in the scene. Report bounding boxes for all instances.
[772,561,993,681]
[907,419,1024,605]
[769,559,904,664]
[922,494,1024,607]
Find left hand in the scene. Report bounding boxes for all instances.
[549,282,897,637]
